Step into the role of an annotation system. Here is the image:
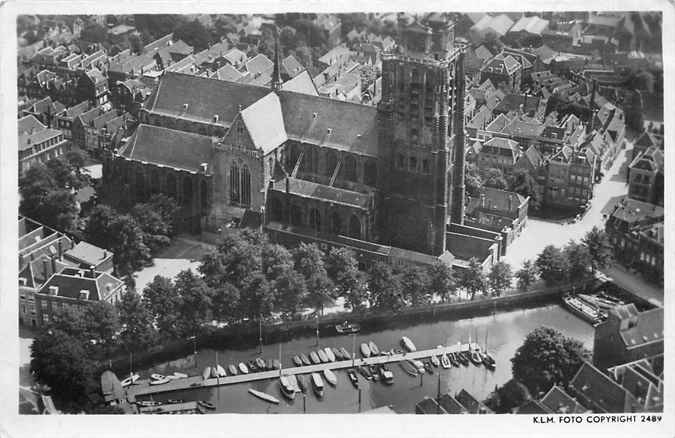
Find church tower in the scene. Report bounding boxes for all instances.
[377,15,462,256]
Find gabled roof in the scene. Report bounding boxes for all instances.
[281,70,318,96]
[474,45,493,61]
[281,55,304,79]
[570,362,635,413]
[455,389,493,414]
[517,399,551,414]
[63,101,91,118]
[245,54,273,75]
[240,92,287,154]
[540,385,588,414]
[39,267,122,301]
[634,130,658,148]
[521,144,544,167]
[211,63,244,82]
[271,177,370,209]
[616,307,664,349]
[119,124,214,173]
[629,146,664,174]
[437,394,468,414]
[510,16,549,35]
[608,197,664,224]
[18,115,62,151]
[64,241,112,267]
[502,117,545,137]
[223,48,247,66]
[481,53,522,76]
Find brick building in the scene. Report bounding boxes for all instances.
[18,115,70,174]
[628,146,663,206]
[465,187,529,252]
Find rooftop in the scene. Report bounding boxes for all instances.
[63,241,112,267]
[271,177,370,209]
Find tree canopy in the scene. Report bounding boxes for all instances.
[536,245,568,285]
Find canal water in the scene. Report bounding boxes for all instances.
[137,304,594,413]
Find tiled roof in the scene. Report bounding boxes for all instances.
[522,145,544,167]
[280,70,318,96]
[570,362,634,413]
[212,64,244,82]
[510,16,549,35]
[472,14,514,36]
[629,146,663,173]
[437,394,468,414]
[223,48,247,66]
[541,385,588,413]
[494,94,540,115]
[119,124,214,173]
[474,45,493,61]
[245,54,273,75]
[608,197,664,224]
[271,177,370,209]
[484,136,519,152]
[108,53,156,75]
[39,268,122,301]
[193,41,231,65]
[281,55,304,79]
[475,187,528,213]
[18,115,62,151]
[64,101,91,118]
[635,130,658,148]
[415,397,448,414]
[64,241,112,267]
[616,306,664,348]
[517,399,551,414]
[502,117,545,137]
[455,389,493,414]
[240,92,287,154]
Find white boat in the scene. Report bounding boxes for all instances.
[323,369,337,386]
[440,354,451,369]
[287,374,300,392]
[360,343,371,358]
[238,362,249,374]
[150,373,166,381]
[407,358,425,373]
[279,375,296,400]
[368,341,380,355]
[401,336,416,352]
[149,377,171,385]
[172,372,188,379]
[215,365,227,377]
[430,355,440,367]
[121,373,140,387]
[249,388,280,404]
[312,373,324,397]
[202,367,211,380]
[324,347,336,362]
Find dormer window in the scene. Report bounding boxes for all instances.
[79,290,90,300]
[48,286,59,296]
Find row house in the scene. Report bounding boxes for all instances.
[18,115,70,174]
[628,146,663,206]
[476,137,520,173]
[73,107,132,154]
[465,187,529,252]
[543,146,595,210]
[479,52,522,93]
[53,101,91,139]
[19,96,66,128]
[631,130,662,161]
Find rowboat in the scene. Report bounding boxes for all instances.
[457,352,469,366]
[149,376,171,385]
[481,351,496,370]
[287,374,300,392]
[165,399,185,404]
[358,365,373,380]
[470,350,483,366]
[407,358,425,374]
[317,349,329,363]
[202,367,211,380]
[332,347,343,360]
[323,369,337,386]
[379,365,394,384]
[255,358,266,370]
[247,360,258,372]
[347,369,359,388]
[424,361,434,374]
[310,351,321,364]
[440,353,451,369]
[292,355,303,367]
[121,373,140,387]
[272,359,282,370]
[401,336,416,352]
[369,364,380,381]
[399,361,419,376]
[279,375,296,400]
[360,343,371,358]
[311,373,324,397]
[339,347,351,360]
[324,347,336,362]
[172,372,188,379]
[238,362,249,374]
[335,321,360,334]
[448,352,459,367]
[150,373,166,381]
[198,400,216,410]
[296,374,307,393]
[300,353,311,366]
[215,364,227,377]
[249,388,280,404]
[430,355,440,367]
[368,341,380,355]
[136,400,162,407]
[228,364,238,376]
[266,359,274,371]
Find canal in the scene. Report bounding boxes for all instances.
[136,304,594,413]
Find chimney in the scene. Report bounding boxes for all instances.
[89,266,95,277]
[48,285,59,296]
[200,163,208,173]
[213,114,219,123]
[507,195,513,211]
[451,50,467,225]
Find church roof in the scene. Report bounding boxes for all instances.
[271,177,370,209]
[240,92,288,154]
[120,123,214,173]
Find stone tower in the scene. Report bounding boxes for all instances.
[377,15,462,256]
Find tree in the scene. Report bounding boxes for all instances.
[174,270,213,337]
[488,261,512,296]
[142,275,182,339]
[128,33,143,54]
[582,226,613,273]
[240,273,275,319]
[342,270,368,312]
[131,203,172,253]
[367,262,404,311]
[484,378,533,414]
[399,264,431,306]
[272,269,307,316]
[82,301,120,356]
[427,261,456,302]
[80,23,108,43]
[118,290,156,350]
[19,165,80,233]
[325,247,359,293]
[563,240,593,283]
[464,162,483,197]
[211,282,241,322]
[483,168,508,190]
[174,19,211,51]
[37,189,80,234]
[511,327,590,396]
[508,168,540,210]
[515,260,538,291]
[535,245,568,286]
[293,243,334,314]
[457,258,487,300]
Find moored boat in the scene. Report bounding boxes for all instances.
[399,361,419,376]
[360,342,371,358]
[369,364,380,381]
[238,362,249,374]
[136,400,162,407]
[347,369,359,388]
[255,357,266,370]
[358,365,373,380]
[424,361,434,374]
[400,336,416,352]
[440,353,451,369]
[447,352,458,367]
[317,349,329,363]
[457,351,469,366]
[266,359,274,371]
[287,374,300,392]
[165,399,185,404]
[481,351,496,370]
[292,355,303,367]
[335,321,361,334]
[150,373,166,381]
[247,360,258,372]
[249,388,280,404]
[407,358,425,374]
[339,347,351,360]
[273,359,282,370]
[324,347,336,362]
[368,341,380,356]
[215,365,227,377]
[380,365,394,384]
[470,349,482,366]
[202,367,211,380]
[430,355,440,367]
[311,373,324,397]
[300,353,311,366]
[279,375,296,400]
[198,400,216,410]
[121,373,140,387]
[149,376,171,385]
[296,374,307,393]
[323,369,338,386]
[172,372,188,379]
[310,351,321,364]
[332,347,343,360]
[227,364,238,376]
[562,294,602,325]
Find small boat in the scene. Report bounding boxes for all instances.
[165,399,184,404]
[562,294,602,325]
[339,347,351,360]
[202,367,211,380]
[121,373,140,387]
[136,400,162,407]
[401,336,416,352]
[215,364,227,377]
[150,373,166,381]
[210,367,219,378]
[272,359,282,370]
[296,374,307,393]
[238,362,249,374]
[324,347,336,362]
[457,352,469,366]
[368,341,380,356]
[360,343,371,358]
[249,388,280,404]
[399,361,418,376]
[379,365,394,384]
[323,369,337,386]
[311,373,324,397]
[300,353,312,366]
[292,355,303,367]
[332,347,343,360]
[287,374,300,392]
[369,364,380,381]
[172,372,188,379]
[149,377,171,385]
[309,351,321,364]
[247,360,258,372]
[335,321,361,334]
[358,365,373,380]
[266,359,274,371]
[407,358,425,374]
[198,400,216,410]
[481,351,496,370]
[448,353,459,367]
[470,350,483,366]
[440,353,451,369]
[430,356,440,367]
[424,361,434,374]
[394,348,403,355]
[255,357,266,370]
[347,369,359,388]
[228,364,238,376]
[279,375,296,400]
[317,349,329,363]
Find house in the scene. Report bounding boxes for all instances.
[607,356,664,412]
[569,361,643,413]
[544,146,595,210]
[631,130,661,161]
[63,241,114,274]
[20,96,66,127]
[280,54,304,80]
[628,146,663,206]
[415,397,448,414]
[437,394,468,414]
[469,14,514,43]
[540,385,588,414]
[18,115,70,174]
[517,399,552,414]
[477,137,520,172]
[493,94,540,118]
[465,187,529,252]
[53,100,90,139]
[315,14,342,48]
[506,16,549,46]
[455,389,493,414]
[480,53,522,92]
[318,70,362,103]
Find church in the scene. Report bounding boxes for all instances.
[103,16,504,271]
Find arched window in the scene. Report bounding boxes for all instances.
[344,155,357,181]
[182,176,192,206]
[290,204,303,227]
[326,151,338,178]
[269,197,283,222]
[200,180,208,211]
[330,212,342,234]
[150,168,160,193]
[364,160,377,186]
[309,208,321,232]
[230,162,240,204]
[166,173,177,200]
[241,165,251,207]
[348,215,361,239]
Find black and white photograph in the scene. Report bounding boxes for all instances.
[1,0,673,436]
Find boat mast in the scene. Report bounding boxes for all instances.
[258,314,263,354]
[315,314,320,346]
[278,342,282,377]
[352,333,356,368]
